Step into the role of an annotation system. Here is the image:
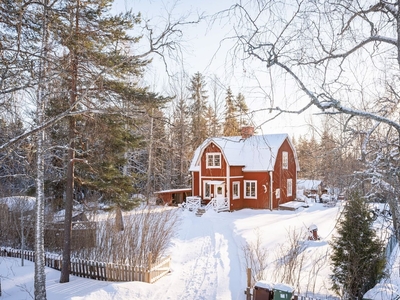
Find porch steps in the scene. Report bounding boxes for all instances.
[195,208,206,217]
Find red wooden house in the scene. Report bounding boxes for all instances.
[188,127,299,211]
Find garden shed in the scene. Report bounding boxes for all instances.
[153,188,192,206]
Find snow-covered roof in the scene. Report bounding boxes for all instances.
[363,283,400,300]
[273,283,295,293]
[189,134,297,172]
[297,179,322,190]
[154,188,191,194]
[255,280,274,289]
[308,224,318,231]
[0,196,36,211]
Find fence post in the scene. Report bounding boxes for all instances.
[244,268,252,300]
[147,252,153,283]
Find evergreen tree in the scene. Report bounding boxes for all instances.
[223,87,240,136]
[170,96,192,188]
[235,92,250,128]
[207,75,223,137]
[0,117,33,196]
[144,106,170,194]
[205,104,220,137]
[43,0,158,283]
[188,72,208,150]
[330,191,386,299]
[295,134,321,180]
[319,128,343,187]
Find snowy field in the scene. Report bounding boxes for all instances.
[1,201,399,300]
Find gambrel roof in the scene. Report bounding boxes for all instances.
[189,133,299,172]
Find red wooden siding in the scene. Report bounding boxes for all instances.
[231,172,270,209]
[190,137,298,211]
[192,171,200,196]
[272,139,297,208]
[200,143,227,177]
[230,166,244,177]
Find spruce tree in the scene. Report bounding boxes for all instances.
[205,104,219,137]
[223,87,240,136]
[188,72,208,150]
[170,96,192,188]
[235,92,250,128]
[330,191,386,299]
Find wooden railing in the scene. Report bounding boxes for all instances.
[0,247,170,283]
[205,197,229,212]
[183,196,202,210]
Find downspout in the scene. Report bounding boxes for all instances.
[191,171,194,196]
[269,171,273,211]
[227,164,230,211]
[199,164,202,198]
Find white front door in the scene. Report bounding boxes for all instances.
[215,184,225,198]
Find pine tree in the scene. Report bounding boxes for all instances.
[188,72,208,150]
[330,191,386,299]
[204,104,220,137]
[235,92,250,128]
[207,75,223,137]
[295,135,321,180]
[170,96,192,187]
[44,0,155,283]
[223,87,240,136]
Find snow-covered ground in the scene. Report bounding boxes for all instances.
[1,201,399,299]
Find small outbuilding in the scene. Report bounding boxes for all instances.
[297,179,323,199]
[153,188,192,206]
[273,283,295,300]
[253,281,274,300]
[308,224,319,240]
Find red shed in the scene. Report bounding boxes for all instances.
[153,188,192,206]
[188,127,299,211]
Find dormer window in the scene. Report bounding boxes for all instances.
[207,153,221,168]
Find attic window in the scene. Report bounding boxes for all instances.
[287,178,293,197]
[207,153,221,168]
[282,151,288,169]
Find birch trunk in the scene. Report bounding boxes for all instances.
[34,0,49,298]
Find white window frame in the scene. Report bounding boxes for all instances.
[206,153,221,168]
[287,179,293,197]
[244,180,257,199]
[282,151,288,169]
[232,182,240,199]
[276,188,280,199]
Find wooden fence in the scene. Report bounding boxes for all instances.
[0,247,171,284]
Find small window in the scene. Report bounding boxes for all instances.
[207,153,221,168]
[282,151,288,169]
[233,182,240,199]
[204,182,211,199]
[276,188,280,199]
[244,180,257,199]
[287,179,293,197]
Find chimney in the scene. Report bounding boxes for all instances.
[241,126,254,139]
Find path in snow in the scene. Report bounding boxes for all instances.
[150,210,246,300]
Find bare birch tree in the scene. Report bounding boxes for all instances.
[34,0,50,297]
[217,0,400,239]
